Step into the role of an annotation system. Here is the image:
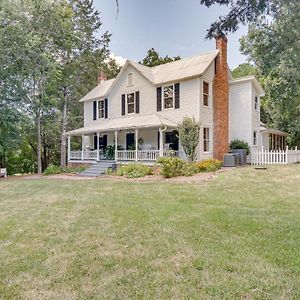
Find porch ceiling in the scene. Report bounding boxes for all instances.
[66,114,177,136]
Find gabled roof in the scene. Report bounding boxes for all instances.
[229,75,265,96]
[79,79,115,102]
[79,50,219,102]
[65,114,177,135]
[151,50,219,84]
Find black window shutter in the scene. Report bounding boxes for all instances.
[93,101,97,120]
[94,135,98,149]
[157,87,162,111]
[157,131,160,150]
[135,91,140,114]
[121,94,126,115]
[175,83,180,109]
[104,98,108,118]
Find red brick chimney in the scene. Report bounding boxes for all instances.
[213,34,229,161]
[97,71,107,84]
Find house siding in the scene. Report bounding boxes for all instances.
[229,80,262,151]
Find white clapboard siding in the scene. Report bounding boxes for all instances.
[251,147,300,165]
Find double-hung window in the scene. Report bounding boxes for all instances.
[127,93,135,114]
[163,85,174,109]
[203,82,210,107]
[98,100,104,118]
[203,127,210,152]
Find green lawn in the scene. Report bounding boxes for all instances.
[1,165,300,299]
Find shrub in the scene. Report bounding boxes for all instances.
[194,159,222,173]
[105,144,124,160]
[157,157,194,178]
[229,139,250,155]
[178,117,201,162]
[43,165,85,175]
[43,164,62,175]
[116,164,153,178]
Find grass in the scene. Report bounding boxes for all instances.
[0,165,300,299]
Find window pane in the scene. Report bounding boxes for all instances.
[127,93,134,103]
[203,94,209,106]
[164,86,173,98]
[203,128,209,152]
[128,104,134,113]
[203,82,209,95]
[98,100,104,118]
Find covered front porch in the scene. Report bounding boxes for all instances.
[66,115,186,163]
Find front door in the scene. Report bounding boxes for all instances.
[94,134,107,151]
[165,131,179,150]
[126,133,135,150]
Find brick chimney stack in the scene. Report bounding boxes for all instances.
[213,34,229,161]
[97,71,107,84]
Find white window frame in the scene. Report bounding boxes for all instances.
[254,96,259,110]
[128,73,133,86]
[98,100,105,119]
[203,127,210,153]
[126,92,135,114]
[253,130,257,146]
[202,81,210,107]
[163,84,174,110]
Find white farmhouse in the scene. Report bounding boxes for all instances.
[66,36,287,165]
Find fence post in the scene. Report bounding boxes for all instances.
[285,145,289,164]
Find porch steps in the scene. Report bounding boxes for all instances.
[77,161,116,177]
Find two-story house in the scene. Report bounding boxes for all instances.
[66,35,287,165]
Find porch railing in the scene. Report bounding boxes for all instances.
[116,150,136,161]
[69,149,186,162]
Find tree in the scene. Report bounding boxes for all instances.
[198,0,288,38]
[178,117,200,162]
[140,48,180,67]
[231,63,256,78]
[240,1,300,146]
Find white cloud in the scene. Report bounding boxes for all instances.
[109,53,127,66]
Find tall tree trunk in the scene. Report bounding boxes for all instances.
[60,88,68,167]
[36,114,42,174]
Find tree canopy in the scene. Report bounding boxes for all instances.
[140,48,180,67]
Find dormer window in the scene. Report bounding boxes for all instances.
[163,85,174,109]
[255,96,259,110]
[203,81,210,107]
[128,73,133,86]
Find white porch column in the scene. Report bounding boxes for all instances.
[135,129,139,161]
[67,135,71,161]
[159,127,164,157]
[96,132,100,161]
[81,134,84,160]
[114,130,118,162]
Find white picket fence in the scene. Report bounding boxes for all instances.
[251,147,300,165]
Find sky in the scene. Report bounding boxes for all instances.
[94,0,249,69]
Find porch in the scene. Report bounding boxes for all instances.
[66,114,186,163]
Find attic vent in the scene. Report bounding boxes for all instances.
[128,73,133,86]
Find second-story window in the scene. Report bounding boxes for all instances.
[163,85,174,109]
[254,96,259,110]
[128,73,133,86]
[127,93,135,114]
[98,100,104,118]
[203,81,209,107]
